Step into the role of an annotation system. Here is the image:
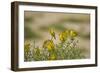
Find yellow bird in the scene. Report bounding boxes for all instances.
[49,28,56,40]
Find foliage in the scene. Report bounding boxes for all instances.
[24,29,86,61]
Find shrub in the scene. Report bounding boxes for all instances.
[24,29,86,61]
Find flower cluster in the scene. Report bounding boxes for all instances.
[24,28,85,61]
[43,40,55,51]
[59,30,77,43]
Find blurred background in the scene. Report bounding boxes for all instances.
[24,11,90,58]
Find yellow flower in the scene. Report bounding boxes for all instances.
[24,43,30,53]
[59,30,69,42]
[49,28,56,39]
[69,30,77,38]
[43,40,55,51]
[49,54,56,60]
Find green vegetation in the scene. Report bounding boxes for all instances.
[24,29,86,61]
